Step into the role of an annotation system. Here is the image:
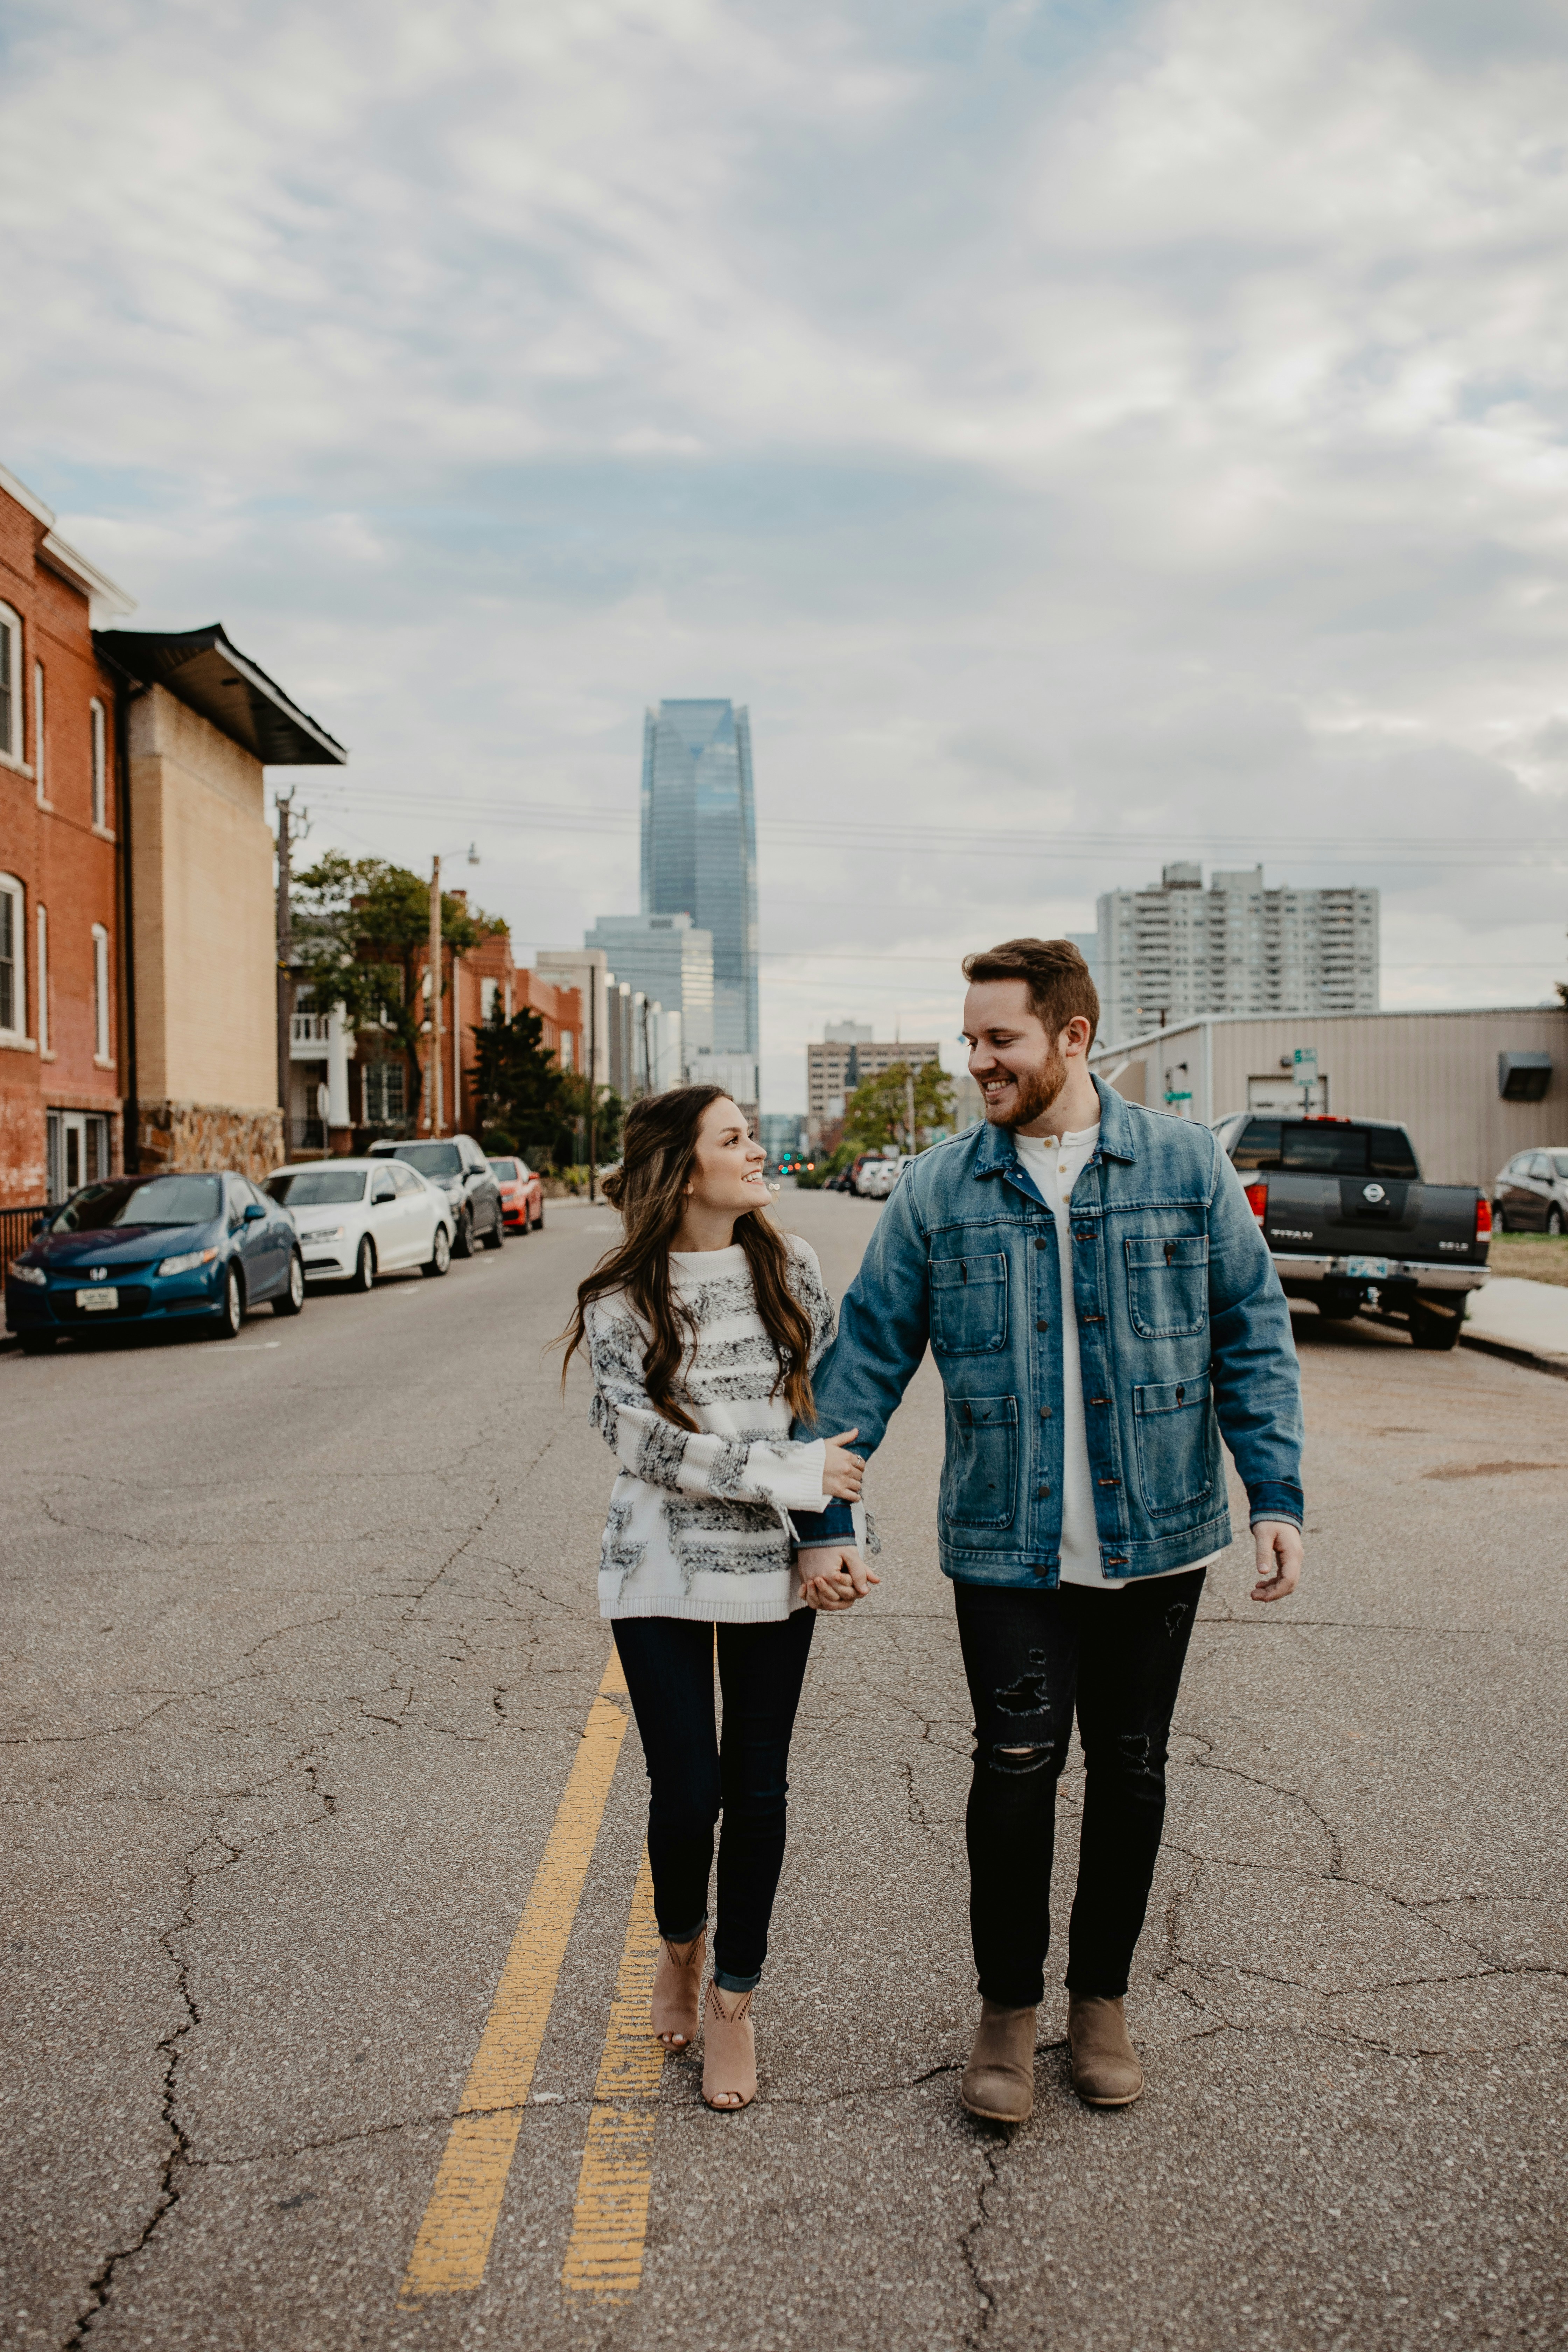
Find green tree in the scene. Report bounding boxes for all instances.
[469,1004,627,1170]
[844,1059,955,1153]
[290,853,504,1129]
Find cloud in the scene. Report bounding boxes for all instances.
[2,0,1566,1108]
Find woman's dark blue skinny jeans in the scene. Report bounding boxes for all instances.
[611,1610,815,1993]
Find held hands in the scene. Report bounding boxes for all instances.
[821,1429,865,1503]
[798,1545,880,1613]
[1251,1519,1303,1603]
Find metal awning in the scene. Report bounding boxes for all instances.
[94,624,348,766]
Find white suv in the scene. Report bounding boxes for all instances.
[265,1159,454,1289]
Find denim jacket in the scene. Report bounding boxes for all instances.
[794,1080,1304,1587]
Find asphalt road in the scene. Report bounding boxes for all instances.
[4,1190,1566,2352]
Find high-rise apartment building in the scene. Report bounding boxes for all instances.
[584,912,714,1061]
[641,700,758,1058]
[1096,865,1378,1048]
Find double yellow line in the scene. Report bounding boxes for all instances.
[398,1648,664,2308]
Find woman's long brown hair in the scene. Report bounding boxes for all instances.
[558,1086,816,1432]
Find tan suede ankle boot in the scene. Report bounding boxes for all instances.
[650,1931,706,2050]
[1067,1995,1144,2107]
[959,2000,1037,2123]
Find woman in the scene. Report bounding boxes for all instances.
[560,1085,876,2112]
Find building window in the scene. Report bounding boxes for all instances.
[92,923,110,1062]
[90,699,107,828]
[558,1031,574,1071]
[364,1060,406,1125]
[480,978,500,1021]
[36,903,48,1055]
[0,874,24,1038]
[0,605,19,764]
[34,660,46,801]
[47,1110,109,1199]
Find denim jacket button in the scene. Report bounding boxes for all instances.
[1035,1317,1048,1331]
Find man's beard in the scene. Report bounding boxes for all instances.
[985,1046,1069,1132]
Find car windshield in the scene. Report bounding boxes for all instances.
[389,1143,463,1177]
[488,1159,518,1180]
[266,1169,368,1206]
[1553,1154,1568,1180]
[1232,1120,1419,1180]
[50,1175,223,1232]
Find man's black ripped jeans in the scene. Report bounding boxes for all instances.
[953,1568,1206,2007]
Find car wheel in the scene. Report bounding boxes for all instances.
[452,1210,474,1259]
[1492,1203,1508,1232]
[482,1210,505,1251]
[1548,1206,1564,1236]
[533,1201,545,1230]
[423,1223,452,1278]
[350,1236,376,1293]
[272,1251,306,1315]
[19,1332,56,1355]
[211,1264,244,1338]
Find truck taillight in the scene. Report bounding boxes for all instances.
[1475,1196,1492,1240]
[1245,1181,1267,1225]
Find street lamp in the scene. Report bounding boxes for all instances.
[427,843,481,1137]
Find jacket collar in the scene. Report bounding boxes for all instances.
[971,1073,1139,1178]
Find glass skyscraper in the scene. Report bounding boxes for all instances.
[640,700,758,1059]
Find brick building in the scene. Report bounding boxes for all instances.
[288,910,582,1150]
[0,464,135,1206]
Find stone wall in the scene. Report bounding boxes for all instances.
[137,1099,285,1184]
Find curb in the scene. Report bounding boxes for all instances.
[1460,1331,1568,1383]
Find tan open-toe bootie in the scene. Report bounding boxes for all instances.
[701,1981,757,2112]
[651,1930,706,2050]
[959,2000,1038,2124]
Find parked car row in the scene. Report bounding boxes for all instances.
[4,1138,548,1352]
[820,1151,917,1198]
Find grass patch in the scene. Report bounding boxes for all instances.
[1489,1232,1568,1289]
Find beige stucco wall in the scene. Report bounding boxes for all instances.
[128,686,276,1113]
[1093,1007,1568,1189]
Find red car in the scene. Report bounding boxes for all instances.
[487,1156,544,1233]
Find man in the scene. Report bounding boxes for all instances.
[793,938,1303,2122]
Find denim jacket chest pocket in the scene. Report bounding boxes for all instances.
[929,1252,1009,1356]
[1124,1234,1209,1338]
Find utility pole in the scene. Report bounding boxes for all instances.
[428,856,443,1136]
[587,974,598,1202]
[275,791,294,1140]
[905,1064,918,1156]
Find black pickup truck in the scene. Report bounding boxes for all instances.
[1211,1113,1491,1350]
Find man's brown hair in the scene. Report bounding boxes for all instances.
[961,937,1100,1049]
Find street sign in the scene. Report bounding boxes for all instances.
[1292,1048,1317,1085]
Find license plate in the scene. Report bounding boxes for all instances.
[1346,1256,1388,1280]
[78,1287,119,1312]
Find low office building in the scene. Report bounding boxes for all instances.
[806,1023,940,1152]
[1088,1005,1566,1189]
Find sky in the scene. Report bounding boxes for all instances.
[4,0,1568,1113]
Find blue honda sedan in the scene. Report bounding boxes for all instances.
[4,1170,305,1353]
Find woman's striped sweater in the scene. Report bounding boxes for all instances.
[586,1234,861,1624]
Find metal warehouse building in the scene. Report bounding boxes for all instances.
[1088,1006,1566,1189]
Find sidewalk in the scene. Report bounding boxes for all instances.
[1463,1274,1568,1376]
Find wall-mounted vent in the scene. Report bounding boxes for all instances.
[1499,1051,1553,1103]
